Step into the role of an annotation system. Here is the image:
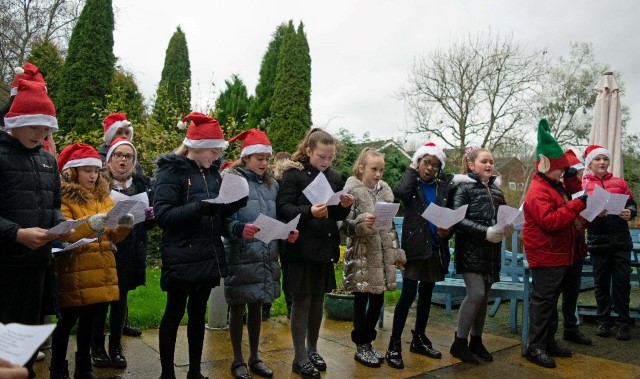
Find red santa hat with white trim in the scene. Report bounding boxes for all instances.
[106,137,137,165]
[228,129,272,157]
[412,141,446,169]
[177,112,228,150]
[583,145,610,170]
[103,113,133,144]
[57,143,102,172]
[10,62,46,96]
[3,80,58,131]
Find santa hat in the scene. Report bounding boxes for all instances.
[177,112,228,150]
[564,148,584,171]
[3,80,58,131]
[229,129,272,157]
[536,119,571,173]
[10,62,46,96]
[57,143,102,172]
[583,145,611,170]
[412,142,446,169]
[106,138,137,165]
[103,113,133,144]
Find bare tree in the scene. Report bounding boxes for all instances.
[0,0,82,100]
[400,32,548,162]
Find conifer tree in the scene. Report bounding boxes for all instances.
[27,39,65,101]
[269,21,312,154]
[216,74,250,131]
[153,26,191,128]
[56,0,115,134]
[247,23,287,129]
[101,66,145,124]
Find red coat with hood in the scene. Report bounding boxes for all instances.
[523,173,586,268]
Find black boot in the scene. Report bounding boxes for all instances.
[91,336,110,368]
[385,338,404,369]
[449,333,479,364]
[122,319,142,337]
[410,330,442,358]
[109,337,127,368]
[469,335,493,362]
[74,352,100,379]
[49,359,71,379]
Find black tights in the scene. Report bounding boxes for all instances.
[92,288,128,346]
[229,303,262,364]
[391,278,434,340]
[159,285,210,377]
[52,303,108,362]
[352,292,384,344]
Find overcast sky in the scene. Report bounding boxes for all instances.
[111,0,639,146]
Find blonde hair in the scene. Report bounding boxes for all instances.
[174,144,189,156]
[291,128,336,162]
[460,147,492,174]
[351,147,384,180]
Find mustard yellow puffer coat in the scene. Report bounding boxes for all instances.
[55,177,130,308]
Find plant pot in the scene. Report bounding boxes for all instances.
[324,292,354,321]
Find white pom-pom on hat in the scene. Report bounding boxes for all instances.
[177,120,188,130]
[14,67,25,75]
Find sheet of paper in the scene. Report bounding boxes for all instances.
[495,205,524,230]
[372,202,400,230]
[110,191,149,225]
[606,193,629,215]
[0,322,56,366]
[302,172,345,205]
[105,199,140,228]
[47,218,87,235]
[253,214,300,244]
[52,238,97,254]
[421,203,468,229]
[580,185,608,222]
[203,173,249,204]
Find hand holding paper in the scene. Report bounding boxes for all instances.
[0,323,56,366]
[494,205,524,230]
[579,185,629,222]
[252,214,300,244]
[203,174,250,204]
[421,203,468,229]
[372,202,400,230]
[302,172,347,206]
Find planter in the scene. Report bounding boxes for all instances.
[324,292,354,321]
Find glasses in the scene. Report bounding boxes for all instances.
[421,161,441,170]
[113,152,134,161]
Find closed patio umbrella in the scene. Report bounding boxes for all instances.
[589,72,623,178]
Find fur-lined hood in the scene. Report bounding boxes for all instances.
[61,176,110,204]
[452,173,501,187]
[273,158,304,179]
[155,153,222,175]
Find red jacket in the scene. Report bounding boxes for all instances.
[523,174,586,268]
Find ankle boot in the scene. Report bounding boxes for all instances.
[50,359,71,379]
[109,337,127,368]
[410,330,442,358]
[385,338,404,369]
[449,333,479,365]
[90,337,110,368]
[469,335,493,361]
[74,352,100,379]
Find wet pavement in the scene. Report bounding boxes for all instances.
[35,311,639,378]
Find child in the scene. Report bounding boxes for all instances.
[51,143,133,379]
[91,138,154,369]
[386,142,453,369]
[523,120,587,369]
[154,112,246,379]
[223,129,299,379]
[276,128,352,379]
[449,147,508,364]
[582,144,637,341]
[98,113,145,180]
[339,148,405,368]
[0,67,71,378]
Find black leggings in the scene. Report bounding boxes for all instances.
[352,292,384,344]
[159,285,211,377]
[52,303,108,362]
[391,278,435,340]
[93,288,128,346]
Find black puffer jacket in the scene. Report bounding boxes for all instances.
[393,168,454,271]
[276,160,350,263]
[154,154,241,291]
[450,173,506,280]
[111,174,154,291]
[0,131,66,266]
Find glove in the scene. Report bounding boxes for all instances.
[118,213,134,229]
[577,194,588,205]
[504,224,515,237]
[564,167,579,179]
[144,207,155,221]
[228,196,248,210]
[485,226,504,243]
[87,213,108,233]
[197,201,219,216]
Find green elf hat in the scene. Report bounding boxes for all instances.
[536,119,570,173]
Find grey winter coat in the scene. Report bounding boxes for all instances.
[340,177,406,294]
[223,167,281,305]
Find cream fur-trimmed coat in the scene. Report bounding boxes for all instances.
[340,176,406,294]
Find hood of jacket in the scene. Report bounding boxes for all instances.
[61,176,110,205]
[452,172,501,187]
